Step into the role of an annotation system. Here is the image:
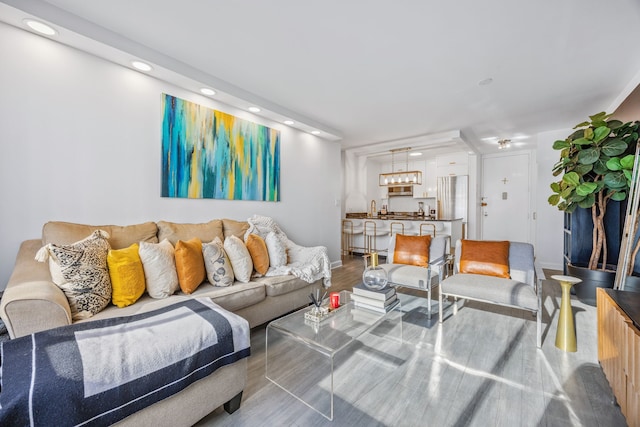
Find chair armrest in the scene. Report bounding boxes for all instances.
[534,261,545,295]
[0,280,72,338]
[0,239,72,338]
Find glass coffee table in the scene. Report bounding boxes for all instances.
[265,290,402,420]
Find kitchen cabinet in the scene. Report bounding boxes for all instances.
[414,159,437,198]
[436,152,468,177]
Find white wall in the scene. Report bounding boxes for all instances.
[535,129,570,270]
[0,22,342,290]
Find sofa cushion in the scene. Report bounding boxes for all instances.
[42,221,158,250]
[265,232,287,267]
[189,281,266,311]
[379,263,439,289]
[202,237,234,287]
[138,240,180,299]
[393,234,431,267]
[107,243,146,308]
[441,273,538,311]
[245,234,270,275]
[156,220,223,246]
[224,236,253,283]
[35,230,112,320]
[460,240,510,278]
[222,219,250,240]
[254,275,310,297]
[175,238,206,294]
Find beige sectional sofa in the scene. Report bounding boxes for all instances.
[0,218,322,425]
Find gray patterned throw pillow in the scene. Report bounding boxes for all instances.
[35,230,112,320]
[202,237,235,286]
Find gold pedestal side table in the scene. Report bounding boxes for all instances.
[551,275,582,352]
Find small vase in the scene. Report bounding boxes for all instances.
[362,252,388,290]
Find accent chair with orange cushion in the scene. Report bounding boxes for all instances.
[438,239,544,348]
[380,234,448,319]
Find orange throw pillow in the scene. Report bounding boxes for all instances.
[393,234,431,267]
[245,234,270,275]
[175,238,206,294]
[459,240,510,278]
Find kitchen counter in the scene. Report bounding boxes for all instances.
[345,213,462,221]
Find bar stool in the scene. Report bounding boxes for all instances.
[389,221,406,236]
[341,219,364,256]
[418,223,436,237]
[364,220,389,255]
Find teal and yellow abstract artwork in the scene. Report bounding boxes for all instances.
[161,93,280,201]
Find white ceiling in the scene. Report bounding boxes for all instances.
[3,0,640,156]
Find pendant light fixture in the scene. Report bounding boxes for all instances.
[378,148,423,186]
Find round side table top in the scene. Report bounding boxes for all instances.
[551,275,582,285]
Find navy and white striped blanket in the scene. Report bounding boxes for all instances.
[0,298,250,426]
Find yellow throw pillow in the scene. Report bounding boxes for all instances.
[459,240,510,278]
[175,238,206,294]
[245,234,270,275]
[107,243,146,308]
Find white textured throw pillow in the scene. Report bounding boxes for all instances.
[265,232,287,267]
[138,239,180,298]
[224,235,253,283]
[35,230,112,320]
[202,237,235,286]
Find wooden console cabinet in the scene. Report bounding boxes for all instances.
[597,287,640,427]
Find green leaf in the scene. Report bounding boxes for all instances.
[578,193,596,208]
[593,156,611,174]
[562,171,580,187]
[574,164,593,175]
[601,138,628,156]
[624,169,633,180]
[572,137,592,146]
[560,187,573,199]
[553,140,570,150]
[566,203,578,213]
[576,182,598,196]
[568,194,586,202]
[577,148,600,164]
[573,121,590,129]
[620,154,636,170]
[593,126,611,143]
[603,171,627,189]
[606,157,622,171]
[607,119,623,130]
[584,128,594,140]
[611,191,627,201]
[548,194,560,205]
[589,111,609,122]
[550,182,561,192]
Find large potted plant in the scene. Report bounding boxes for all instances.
[549,112,640,304]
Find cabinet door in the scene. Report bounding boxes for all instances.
[436,152,469,177]
[414,159,436,198]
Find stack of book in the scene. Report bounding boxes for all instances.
[351,283,399,313]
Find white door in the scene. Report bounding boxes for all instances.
[481,153,532,242]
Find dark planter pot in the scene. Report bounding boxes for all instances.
[622,275,640,293]
[567,264,615,306]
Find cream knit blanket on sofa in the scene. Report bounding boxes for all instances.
[245,215,331,288]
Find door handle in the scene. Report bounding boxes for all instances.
[481,202,488,207]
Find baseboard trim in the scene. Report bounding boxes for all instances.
[331,260,343,269]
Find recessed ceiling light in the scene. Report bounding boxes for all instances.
[200,88,216,96]
[283,120,295,125]
[478,78,493,86]
[409,152,423,157]
[131,61,152,72]
[248,106,261,113]
[23,19,57,36]
[311,130,321,135]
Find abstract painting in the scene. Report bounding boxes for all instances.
[161,93,280,201]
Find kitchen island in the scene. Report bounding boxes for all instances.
[342,215,463,256]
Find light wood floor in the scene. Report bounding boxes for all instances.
[197,256,627,427]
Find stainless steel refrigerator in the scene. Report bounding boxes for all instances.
[437,175,468,222]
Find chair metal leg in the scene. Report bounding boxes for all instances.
[427,285,432,319]
[453,297,458,315]
[438,292,443,323]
